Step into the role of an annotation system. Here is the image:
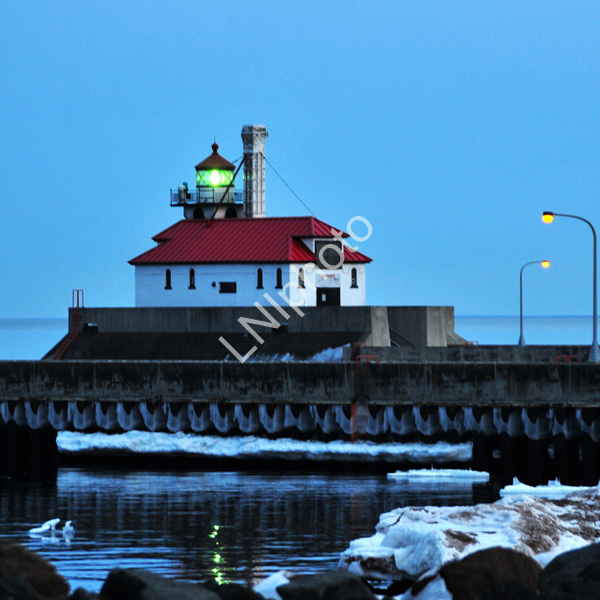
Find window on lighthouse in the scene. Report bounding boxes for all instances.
[298,268,305,288]
[257,268,264,289]
[276,268,283,289]
[315,241,343,270]
[351,268,358,288]
[165,269,172,290]
[189,269,196,289]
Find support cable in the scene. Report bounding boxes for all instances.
[262,153,317,217]
[210,155,246,221]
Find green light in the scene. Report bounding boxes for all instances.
[196,169,234,188]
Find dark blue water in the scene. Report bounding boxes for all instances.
[0,318,67,360]
[455,315,593,346]
[0,468,495,593]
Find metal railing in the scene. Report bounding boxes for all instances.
[170,189,243,206]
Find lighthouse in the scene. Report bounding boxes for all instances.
[129,125,372,307]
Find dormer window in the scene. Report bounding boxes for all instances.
[315,240,343,270]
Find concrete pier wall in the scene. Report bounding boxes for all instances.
[344,344,592,363]
[1,360,599,406]
[67,305,461,347]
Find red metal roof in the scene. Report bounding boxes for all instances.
[129,216,373,265]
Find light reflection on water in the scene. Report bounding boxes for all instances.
[0,468,496,593]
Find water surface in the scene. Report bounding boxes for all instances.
[0,468,495,593]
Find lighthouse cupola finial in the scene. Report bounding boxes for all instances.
[242,125,268,218]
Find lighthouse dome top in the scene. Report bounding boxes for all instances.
[195,143,235,171]
[195,142,236,189]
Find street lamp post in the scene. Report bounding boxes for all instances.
[543,211,600,363]
[519,260,550,347]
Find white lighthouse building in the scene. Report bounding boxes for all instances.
[129,125,372,308]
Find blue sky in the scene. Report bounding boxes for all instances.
[2,1,600,318]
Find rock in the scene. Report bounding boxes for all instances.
[479,578,537,600]
[0,541,70,600]
[201,579,265,599]
[69,588,103,600]
[538,542,600,599]
[0,569,47,600]
[100,569,221,600]
[276,570,375,600]
[412,547,541,600]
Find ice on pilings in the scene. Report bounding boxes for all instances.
[167,404,190,433]
[234,404,260,434]
[96,403,118,430]
[258,404,283,434]
[188,404,211,432]
[2,401,600,442]
[48,402,69,430]
[25,402,49,429]
[116,403,142,430]
[69,402,95,430]
[210,403,235,433]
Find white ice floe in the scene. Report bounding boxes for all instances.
[388,468,490,482]
[339,485,600,581]
[62,520,75,538]
[253,570,291,599]
[499,477,598,499]
[28,518,60,535]
[57,431,472,463]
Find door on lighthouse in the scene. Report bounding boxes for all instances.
[316,287,341,306]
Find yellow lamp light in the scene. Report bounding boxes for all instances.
[541,260,550,268]
[542,212,555,224]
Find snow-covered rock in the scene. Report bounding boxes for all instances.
[339,485,600,581]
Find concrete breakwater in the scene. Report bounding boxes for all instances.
[1,359,600,406]
[1,359,600,482]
